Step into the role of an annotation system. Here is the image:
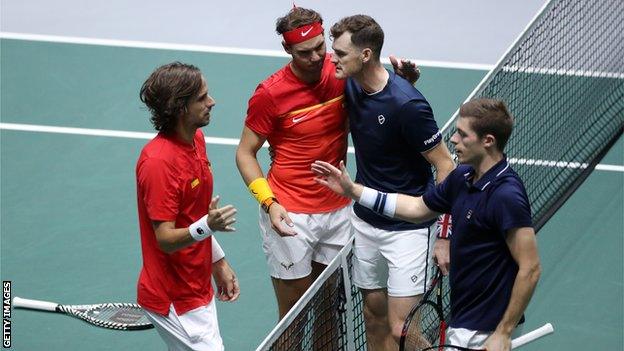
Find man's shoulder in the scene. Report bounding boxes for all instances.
[141,133,167,151]
[257,64,293,92]
[490,169,528,200]
[386,75,430,114]
[139,134,180,164]
[448,165,472,184]
[455,164,473,175]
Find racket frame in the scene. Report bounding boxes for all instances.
[13,296,153,331]
[399,268,448,351]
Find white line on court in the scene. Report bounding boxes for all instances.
[1,122,622,173]
[0,31,493,71]
[0,122,241,147]
[502,65,624,79]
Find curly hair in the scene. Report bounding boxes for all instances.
[139,62,203,134]
[275,7,323,35]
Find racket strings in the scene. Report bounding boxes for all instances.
[402,270,452,351]
[88,305,150,324]
[60,303,152,330]
[404,302,441,350]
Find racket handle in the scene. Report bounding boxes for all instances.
[511,323,554,348]
[13,297,59,311]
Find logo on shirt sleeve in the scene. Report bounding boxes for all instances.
[377,115,386,125]
[191,178,200,189]
[424,131,441,145]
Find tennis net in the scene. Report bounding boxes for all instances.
[257,0,623,349]
[255,240,363,351]
[441,0,624,231]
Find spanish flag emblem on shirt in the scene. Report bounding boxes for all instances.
[191,178,200,189]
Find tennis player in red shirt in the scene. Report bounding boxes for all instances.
[235,7,425,323]
[136,62,239,350]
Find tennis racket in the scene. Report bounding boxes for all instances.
[418,323,555,350]
[400,267,450,351]
[13,296,154,331]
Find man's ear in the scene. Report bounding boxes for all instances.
[483,134,497,149]
[361,48,372,64]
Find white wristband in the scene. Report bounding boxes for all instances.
[211,236,225,263]
[359,187,378,209]
[188,214,212,241]
[358,186,397,218]
[382,193,398,218]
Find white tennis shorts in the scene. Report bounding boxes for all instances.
[445,324,525,348]
[259,205,352,280]
[351,210,432,297]
[143,300,223,351]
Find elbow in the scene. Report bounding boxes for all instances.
[235,146,251,170]
[234,147,244,166]
[520,261,541,286]
[157,238,177,254]
[532,263,542,284]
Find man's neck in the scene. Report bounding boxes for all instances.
[175,122,196,145]
[355,62,388,94]
[472,152,504,182]
[290,62,322,84]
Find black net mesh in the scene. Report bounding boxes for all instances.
[258,1,623,349]
[348,249,367,351]
[443,0,624,230]
[267,268,349,351]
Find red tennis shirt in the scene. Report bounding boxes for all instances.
[135,130,214,316]
[245,54,350,213]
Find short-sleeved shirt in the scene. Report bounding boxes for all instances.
[135,130,214,316]
[245,54,351,213]
[346,71,441,230]
[423,158,533,331]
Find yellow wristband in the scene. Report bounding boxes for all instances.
[248,177,275,204]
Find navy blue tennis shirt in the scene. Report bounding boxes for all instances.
[346,71,441,231]
[423,158,533,331]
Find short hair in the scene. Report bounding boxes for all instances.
[330,15,384,60]
[275,7,323,35]
[139,62,203,134]
[459,98,514,152]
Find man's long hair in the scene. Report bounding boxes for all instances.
[139,62,203,134]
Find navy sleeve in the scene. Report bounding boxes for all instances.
[422,168,458,213]
[398,100,442,153]
[491,181,533,235]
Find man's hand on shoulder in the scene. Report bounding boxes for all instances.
[390,55,420,85]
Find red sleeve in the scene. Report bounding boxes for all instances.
[245,84,276,137]
[138,157,180,221]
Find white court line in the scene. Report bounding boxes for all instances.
[502,65,624,79]
[0,122,241,147]
[0,31,493,71]
[1,122,622,173]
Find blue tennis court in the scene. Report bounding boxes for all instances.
[1,34,622,350]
